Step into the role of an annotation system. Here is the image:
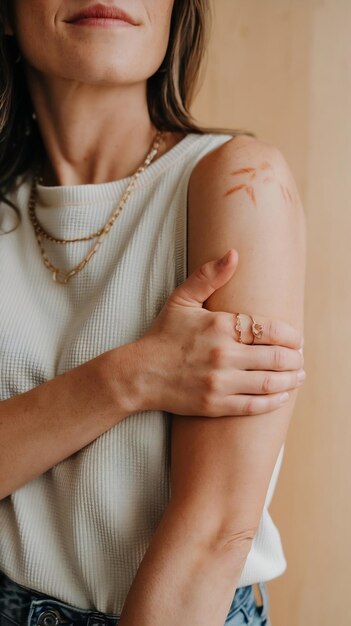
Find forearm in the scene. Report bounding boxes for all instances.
[0,341,145,498]
[118,499,252,626]
[119,391,297,626]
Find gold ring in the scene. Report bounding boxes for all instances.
[234,313,243,343]
[248,314,264,344]
[234,312,264,344]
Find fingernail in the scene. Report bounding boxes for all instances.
[279,392,290,404]
[297,370,306,384]
[217,250,231,267]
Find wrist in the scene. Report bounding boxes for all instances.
[100,339,154,419]
[134,334,168,412]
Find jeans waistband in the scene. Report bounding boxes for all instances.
[0,570,268,625]
[0,571,119,625]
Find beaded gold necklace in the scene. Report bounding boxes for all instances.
[28,131,164,284]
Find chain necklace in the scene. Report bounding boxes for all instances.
[28,130,164,284]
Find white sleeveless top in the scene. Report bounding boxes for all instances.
[0,132,286,615]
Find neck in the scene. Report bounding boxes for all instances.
[26,68,177,186]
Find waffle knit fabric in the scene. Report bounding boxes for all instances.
[0,132,286,615]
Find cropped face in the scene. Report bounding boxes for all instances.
[6,1,175,85]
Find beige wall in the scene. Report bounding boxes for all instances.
[191,1,351,624]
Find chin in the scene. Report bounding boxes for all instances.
[51,56,142,84]
[76,69,147,86]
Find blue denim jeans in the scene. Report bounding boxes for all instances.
[0,570,270,625]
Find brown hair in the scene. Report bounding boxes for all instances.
[0,0,256,233]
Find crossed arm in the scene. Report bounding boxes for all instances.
[118,135,306,626]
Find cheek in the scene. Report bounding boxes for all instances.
[140,1,174,71]
[14,6,56,73]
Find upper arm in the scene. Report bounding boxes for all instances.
[169,135,306,538]
[187,134,306,325]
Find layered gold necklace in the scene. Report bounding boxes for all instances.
[28,130,164,284]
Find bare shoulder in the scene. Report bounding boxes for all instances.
[187,133,306,327]
[188,134,304,216]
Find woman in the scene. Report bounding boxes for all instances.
[0,1,306,625]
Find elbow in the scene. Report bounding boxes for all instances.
[210,525,256,559]
[190,513,258,569]
[203,524,257,577]
[167,498,258,576]
[188,504,259,557]
[167,498,258,567]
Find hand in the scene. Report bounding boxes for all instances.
[138,249,305,417]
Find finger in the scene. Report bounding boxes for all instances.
[233,313,303,350]
[169,249,239,308]
[226,368,306,395]
[236,344,304,372]
[219,391,291,417]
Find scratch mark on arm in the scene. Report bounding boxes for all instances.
[286,186,293,202]
[280,184,294,205]
[245,186,256,205]
[260,161,272,171]
[280,184,288,202]
[224,183,247,197]
[223,159,293,208]
[231,167,256,176]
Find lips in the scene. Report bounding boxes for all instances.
[66,3,138,26]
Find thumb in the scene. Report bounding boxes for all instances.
[170,249,239,308]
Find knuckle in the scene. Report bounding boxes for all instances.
[199,392,216,417]
[245,397,257,416]
[261,373,273,394]
[209,312,228,333]
[209,345,225,368]
[195,264,208,280]
[267,319,281,343]
[195,265,216,289]
[273,347,286,370]
[202,371,220,393]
